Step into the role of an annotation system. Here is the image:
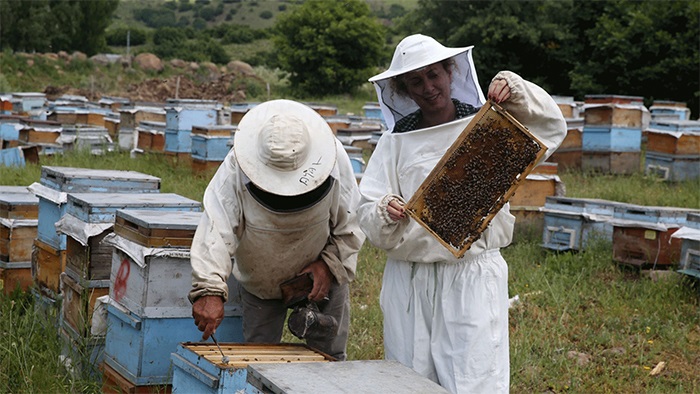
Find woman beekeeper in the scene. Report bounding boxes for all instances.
[357,34,566,393]
[189,99,365,361]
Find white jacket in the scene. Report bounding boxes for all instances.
[189,139,365,301]
[358,71,567,262]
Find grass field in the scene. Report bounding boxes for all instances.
[0,149,699,393]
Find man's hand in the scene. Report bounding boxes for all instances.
[192,295,225,340]
[299,260,333,302]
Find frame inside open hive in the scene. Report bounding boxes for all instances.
[405,101,547,258]
[184,342,334,368]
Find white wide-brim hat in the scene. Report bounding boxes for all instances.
[234,99,337,196]
[369,34,486,131]
[369,34,470,82]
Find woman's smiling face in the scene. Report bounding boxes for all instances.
[401,62,453,115]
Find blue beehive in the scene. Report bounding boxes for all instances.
[65,193,200,224]
[30,167,161,250]
[649,119,700,133]
[675,213,700,278]
[12,92,46,112]
[164,129,194,153]
[645,151,700,181]
[649,103,691,121]
[105,302,244,386]
[165,99,222,154]
[0,121,21,141]
[582,126,642,152]
[541,196,622,251]
[191,125,235,161]
[165,99,221,131]
[170,343,333,394]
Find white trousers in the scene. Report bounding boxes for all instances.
[380,249,510,394]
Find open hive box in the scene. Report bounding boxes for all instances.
[405,101,546,258]
[180,342,333,368]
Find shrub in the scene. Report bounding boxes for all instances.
[106,28,147,47]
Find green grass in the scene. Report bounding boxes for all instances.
[1,149,699,392]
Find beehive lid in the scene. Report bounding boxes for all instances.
[68,192,200,211]
[0,193,38,206]
[404,101,546,258]
[114,209,202,247]
[41,166,161,192]
[181,342,333,368]
[247,360,450,393]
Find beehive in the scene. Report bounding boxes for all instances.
[405,101,546,258]
[171,343,333,393]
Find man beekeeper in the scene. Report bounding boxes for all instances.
[189,99,365,360]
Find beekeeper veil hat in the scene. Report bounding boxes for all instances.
[234,99,337,196]
[369,34,486,131]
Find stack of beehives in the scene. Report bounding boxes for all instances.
[100,209,243,393]
[548,95,584,170]
[0,186,38,295]
[163,99,224,166]
[581,94,648,175]
[672,213,700,280]
[643,118,700,182]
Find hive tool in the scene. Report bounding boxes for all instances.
[210,333,230,365]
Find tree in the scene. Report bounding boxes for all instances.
[569,0,699,113]
[398,0,699,117]
[0,0,118,55]
[273,0,386,96]
[396,0,576,95]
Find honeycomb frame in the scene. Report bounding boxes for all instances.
[405,101,547,258]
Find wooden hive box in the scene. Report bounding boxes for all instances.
[57,193,200,283]
[611,204,699,268]
[64,228,112,283]
[19,122,63,145]
[59,272,110,337]
[0,261,33,295]
[645,128,700,156]
[171,342,334,393]
[114,209,201,249]
[584,94,644,105]
[191,158,223,175]
[32,238,67,297]
[58,321,104,382]
[404,101,546,258]
[308,103,338,117]
[582,151,641,175]
[74,111,106,128]
[0,218,37,262]
[102,362,172,394]
[0,192,38,219]
[510,162,562,208]
[136,121,167,153]
[120,107,167,130]
[324,115,352,135]
[104,117,120,139]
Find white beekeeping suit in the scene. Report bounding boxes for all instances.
[358,34,566,393]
